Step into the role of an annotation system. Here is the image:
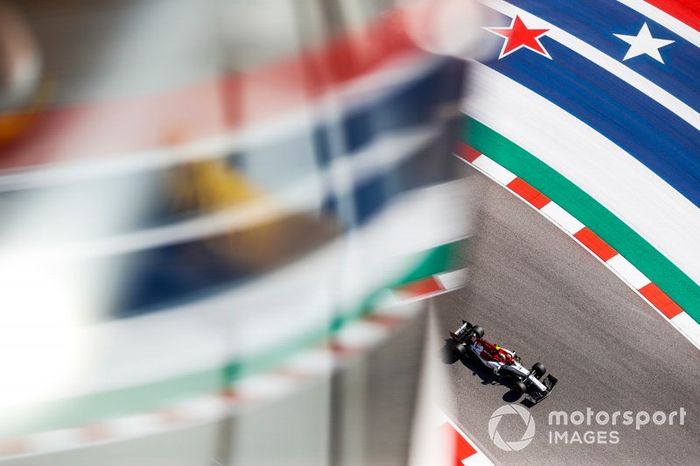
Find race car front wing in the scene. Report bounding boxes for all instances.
[530,373,558,403]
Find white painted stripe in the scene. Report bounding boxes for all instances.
[234,374,298,400]
[170,395,229,422]
[472,155,517,185]
[284,349,336,377]
[671,312,700,346]
[606,254,652,289]
[104,414,161,438]
[334,321,389,349]
[375,297,424,318]
[436,268,469,291]
[480,0,700,130]
[617,0,700,48]
[463,454,495,466]
[540,202,585,235]
[372,177,473,256]
[466,63,700,284]
[25,429,84,453]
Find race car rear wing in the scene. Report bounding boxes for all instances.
[449,320,473,341]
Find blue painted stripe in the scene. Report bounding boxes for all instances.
[509,0,700,112]
[315,57,465,164]
[323,124,457,226]
[481,29,700,207]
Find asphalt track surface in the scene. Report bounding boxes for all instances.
[434,174,700,465]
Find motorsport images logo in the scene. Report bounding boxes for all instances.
[488,405,687,450]
[488,404,536,451]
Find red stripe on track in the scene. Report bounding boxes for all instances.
[219,387,245,403]
[644,0,700,31]
[639,283,683,319]
[455,142,481,163]
[272,367,315,380]
[327,341,361,357]
[454,429,477,464]
[363,314,404,328]
[507,177,550,209]
[574,227,617,262]
[0,439,28,456]
[0,8,420,171]
[397,276,444,297]
[440,422,476,465]
[156,408,187,424]
[81,424,111,442]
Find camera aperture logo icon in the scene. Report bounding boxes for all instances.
[488,404,536,451]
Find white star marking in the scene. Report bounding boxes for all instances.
[614,22,674,64]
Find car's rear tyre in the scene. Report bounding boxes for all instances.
[441,341,459,364]
[471,325,484,339]
[454,342,470,359]
[531,362,546,377]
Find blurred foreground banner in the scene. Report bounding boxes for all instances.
[0,1,477,465]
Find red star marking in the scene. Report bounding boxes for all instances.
[486,15,551,59]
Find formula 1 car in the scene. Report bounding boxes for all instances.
[445,320,557,404]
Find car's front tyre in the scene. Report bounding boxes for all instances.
[511,380,527,398]
[531,362,546,377]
